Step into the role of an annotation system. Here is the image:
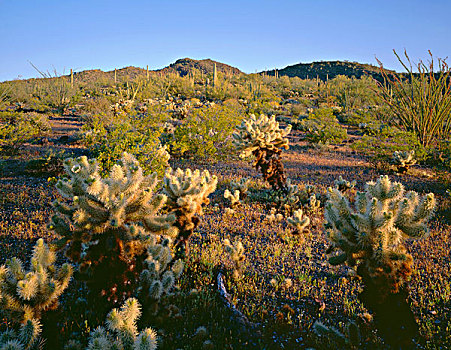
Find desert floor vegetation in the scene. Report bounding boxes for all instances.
[0,56,450,349]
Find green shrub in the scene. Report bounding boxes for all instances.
[82,114,169,176]
[169,104,243,160]
[299,108,347,144]
[351,127,426,168]
[0,112,51,154]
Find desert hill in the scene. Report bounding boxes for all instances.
[262,60,395,81]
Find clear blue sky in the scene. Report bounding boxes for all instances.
[0,0,449,81]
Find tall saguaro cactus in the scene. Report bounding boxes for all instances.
[50,153,176,304]
[324,175,436,348]
[232,114,291,190]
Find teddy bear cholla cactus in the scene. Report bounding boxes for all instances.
[139,235,184,305]
[334,176,356,192]
[87,298,157,350]
[224,189,241,210]
[287,209,310,235]
[325,175,435,297]
[229,178,251,199]
[163,167,217,257]
[50,152,175,304]
[393,150,416,174]
[0,239,72,324]
[223,239,245,280]
[0,319,43,350]
[232,114,291,190]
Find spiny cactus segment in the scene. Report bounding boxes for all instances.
[224,189,241,209]
[393,150,416,174]
[223,239,245,280]
[50,152,175,303]
[139,236,184,305]
[0,239,72,324]
[0,319,43,350]
[287,209,310,235]
[229,178,251,199]
[87,298,158,350]
[232,114,291,190]
[163,167,217,257]
[324,175,436,297]
[334,176,356,192]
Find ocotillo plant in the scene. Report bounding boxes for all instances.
[50,153,176,304]
[162,167,217,258]
[0,239,73,325]
[87,298,158,350]
[324,175,436,347]
[232,114,291,190]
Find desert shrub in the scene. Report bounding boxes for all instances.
[351,126,426,169]
[169,104,243,160]
[82,114,169,176]
[80,96,115,117]
[30,69,75,114]
[0,112,51,154]
[298,108,347,144]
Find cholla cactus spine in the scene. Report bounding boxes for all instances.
[0,319,42,350]
[87,298,157,350]
[230,178,251,199]
[324,175,436,296]
[0,239,72,324]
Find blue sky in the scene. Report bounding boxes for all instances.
[0,0,449,81]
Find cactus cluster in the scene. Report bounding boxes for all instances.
[232,114,291,190]
[223,239,245,280]
[163,168,217,257]
[334,176,356,192]
[229,178,251,199]
[87,298,157,350]
[139,235,184,304]
[223,189,241,210]
[393,150,416,174]
[0,319,43,350]
[50,153,175,303]
[287,209,310,235]
[0,239,72,324]
[324,175,436,297]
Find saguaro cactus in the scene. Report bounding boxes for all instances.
[324,175,436,348]
[50,153,175,304]
[0,239,72,324]
[163,168,217,258]
[232,114,291,190]
[87,298,158,350]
